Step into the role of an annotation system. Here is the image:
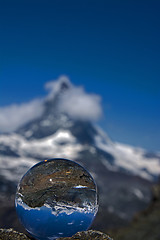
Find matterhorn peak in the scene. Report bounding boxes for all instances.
[13,76,103,141]
[45,75,72,100]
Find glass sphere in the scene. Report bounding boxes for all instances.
[15,158,98,240]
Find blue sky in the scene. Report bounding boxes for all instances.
[0,0,160,151]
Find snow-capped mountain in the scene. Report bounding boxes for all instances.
[1,127,159,184]
[0,78,160,232]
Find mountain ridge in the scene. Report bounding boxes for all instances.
[0,78,159,232]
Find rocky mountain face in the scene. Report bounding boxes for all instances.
[0,79,159,234]
[110,181,160,240]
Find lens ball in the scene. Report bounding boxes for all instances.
[15,158,98,240]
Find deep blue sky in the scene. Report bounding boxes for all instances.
[0,0,160,151]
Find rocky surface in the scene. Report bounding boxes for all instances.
[0,228,30,240]
[57,230,113,239]
[0,229,113,240]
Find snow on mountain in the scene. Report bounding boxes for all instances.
[94,130,160,181]
[0,126,159,183]
[0,130,81,182]
[0,156,36,182]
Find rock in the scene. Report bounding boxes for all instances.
[0,228,30,240]
[0,229,113,240]
[57,230,113,240]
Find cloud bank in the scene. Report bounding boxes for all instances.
[0,76,102,132]
[0,100,44,132]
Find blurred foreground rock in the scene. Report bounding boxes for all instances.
[0,229,113,240]
[57,230,113,239]
[0,228,30,240]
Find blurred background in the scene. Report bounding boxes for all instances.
[0,1,160,239]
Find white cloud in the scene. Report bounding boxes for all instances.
[0,76,103,132]
[0,99,44,132]
[58,86,102,121]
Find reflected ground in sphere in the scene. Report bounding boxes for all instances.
[15,158,98,240]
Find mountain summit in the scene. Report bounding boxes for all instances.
[0,77,159,232]
[17,76,102,142]
[17,78,73,139]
